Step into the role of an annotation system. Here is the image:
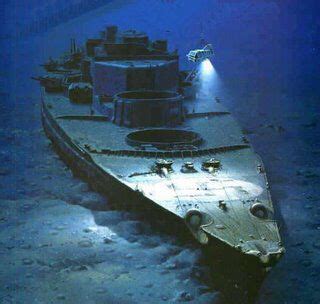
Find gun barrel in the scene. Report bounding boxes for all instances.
[31,76,58,84]
[31,76,41,81]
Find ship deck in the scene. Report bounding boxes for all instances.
[42,89,282,261]
[44,91,248,155]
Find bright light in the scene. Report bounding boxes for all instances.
[200,59,214,76]
[197,59,219,98]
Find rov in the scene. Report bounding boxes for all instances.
[186,44,214,63]
[185,44,214,82]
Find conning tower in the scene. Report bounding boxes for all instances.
[83,26,181,128]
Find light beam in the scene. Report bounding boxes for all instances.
[200,58,214,76]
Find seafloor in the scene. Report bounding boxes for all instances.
[0,0,319,303]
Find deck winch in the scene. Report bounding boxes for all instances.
[181,162,197,173]
[155,159,174,176]
[202,158,221,171]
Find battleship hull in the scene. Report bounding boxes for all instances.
[37,26,284,281]
[41,91,276,303]
[34,24,286,304]
[41,88,283,268]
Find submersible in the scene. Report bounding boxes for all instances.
[36,26,284,268]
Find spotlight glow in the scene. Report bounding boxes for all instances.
[200,59,214,75]
[198,59,219,98]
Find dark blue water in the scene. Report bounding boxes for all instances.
[0,1,319,303]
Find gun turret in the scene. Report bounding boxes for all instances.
[31,74,64,92]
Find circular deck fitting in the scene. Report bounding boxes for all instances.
[250,203,269,219]
[155,159,174,170]
[126,129,202,150]
[181,161,196,173]
[114,91,183,128]
[218,200,227,210]
[184,162,195,170]
[185,209,203,229]
[202,158,221,171]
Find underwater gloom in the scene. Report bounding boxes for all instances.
[0,1,319,304]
